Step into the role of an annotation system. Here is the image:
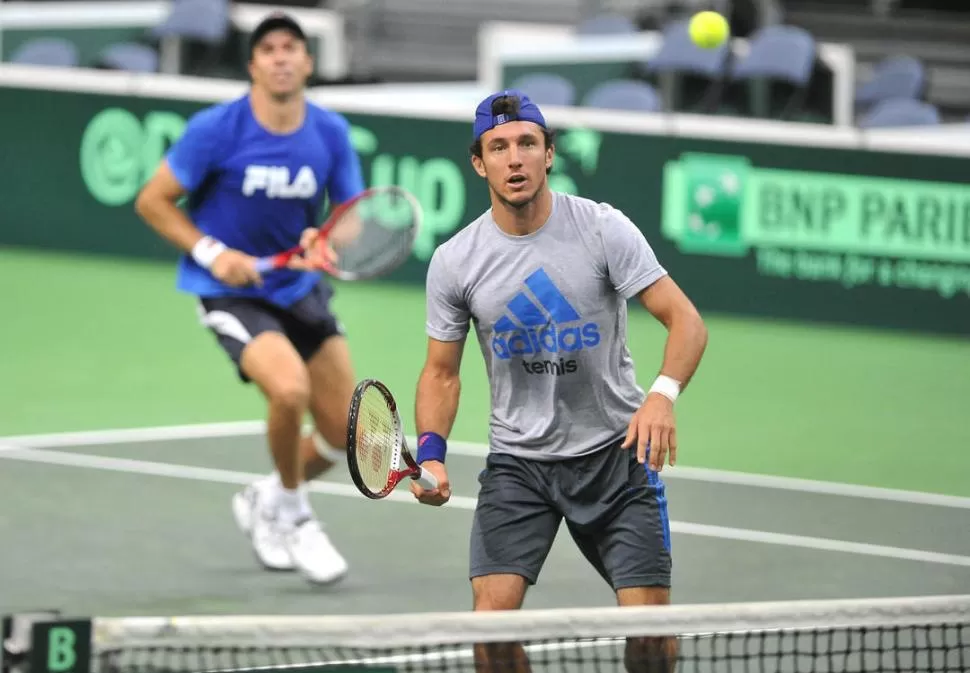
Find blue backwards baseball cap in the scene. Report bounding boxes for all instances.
[473,89,547,141]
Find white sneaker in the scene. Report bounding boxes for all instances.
[234,479,297,572]
[232,478,273,535]
[250,508,299,571]
[284,518,349,585]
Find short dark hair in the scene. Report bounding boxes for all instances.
[248,13,307,59]
[470,95,555,174]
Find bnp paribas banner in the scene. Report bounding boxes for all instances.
[662,153,970,300]
[0,84,967,334]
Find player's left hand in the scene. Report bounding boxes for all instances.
[286,228,338,271]
[621,393,677,472]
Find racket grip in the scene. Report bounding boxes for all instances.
[253,257,275,274]
[415,466,439,491]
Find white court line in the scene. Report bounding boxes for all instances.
[0,421,266,447]
[3,421,970,510]
[2,447,970,568]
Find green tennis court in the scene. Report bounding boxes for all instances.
[2,429,970,618]
[1,245,969,621]
[3,246,970,493]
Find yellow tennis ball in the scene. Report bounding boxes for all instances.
[689,11,730,49]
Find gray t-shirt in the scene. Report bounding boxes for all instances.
[425,191,668,460]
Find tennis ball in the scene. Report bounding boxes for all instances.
[689,11,730,49]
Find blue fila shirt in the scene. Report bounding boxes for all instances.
[166,94,365,307]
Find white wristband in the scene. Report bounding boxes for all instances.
[191,236,227,269]
[648,374,681,403]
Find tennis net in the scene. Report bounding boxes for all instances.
[4,594,969,673]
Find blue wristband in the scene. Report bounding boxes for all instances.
[416,432,447,464]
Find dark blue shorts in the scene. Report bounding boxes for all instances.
[469,440,672,590]
[196,280,344,382]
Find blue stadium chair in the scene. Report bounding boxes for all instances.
[150,0,229,76]
[727,25,817,119]
[10,38,79,67]
[582,79,661,112]
[646,19,729,78]
[731,25,816,85]
[151,0,229,44]
[576,13,638,36]
[509,73,577,107]
[855,55,926,110]
[98,43,160,73]
[643,19,730,112]
[859,98,941,128]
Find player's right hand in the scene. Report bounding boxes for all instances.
[410,460,451,507]
[210,249,263,287]
[286,228,337,271]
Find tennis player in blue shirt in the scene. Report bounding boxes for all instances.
[135,12,363,585]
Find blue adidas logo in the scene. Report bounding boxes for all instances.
[491,268,601,374]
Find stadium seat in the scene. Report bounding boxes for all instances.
[151,0,229,76]
[582,79,662,112]
[10,38,79,67]
[731,25,815,86]
[509,73,577,107]
[859,98,941,128]
[576,13,638,36]
[726,25,817,119]
[855,55,926,110]
[98,43,160,73]
[642,18,730,112]
[151,0,229,44]
[646,19,729,78]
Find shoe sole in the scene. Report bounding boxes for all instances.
[299,564,349,585]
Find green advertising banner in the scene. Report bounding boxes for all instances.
[0,87,491,283]
[0,85,967,334]
[662,153,970,297]
[0,86,596,283]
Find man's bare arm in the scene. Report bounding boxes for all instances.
[134,160,205,253]
[135,160,262,287]
[621,275,708,469]
[415,337,466,437]
[409,337,465,506]
[637,275,708,392]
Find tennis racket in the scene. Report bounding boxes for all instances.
[346,378,439,500]
[253,185,422,280]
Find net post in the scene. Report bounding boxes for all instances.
[1,613,92,673]
[3,612,60,673]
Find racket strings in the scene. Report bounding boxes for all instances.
[326,190,419,278]
[354,387,400,492]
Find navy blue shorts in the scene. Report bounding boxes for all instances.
[469,441,672,591]
[196,280,344,382]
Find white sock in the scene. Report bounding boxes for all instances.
[271,482,313,526]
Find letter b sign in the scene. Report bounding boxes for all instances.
[28,622,91,673]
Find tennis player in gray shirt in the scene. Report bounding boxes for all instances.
[410,89,709,672]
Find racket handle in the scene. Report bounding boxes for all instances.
[414,466,439,491]
[254,246,307,274]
